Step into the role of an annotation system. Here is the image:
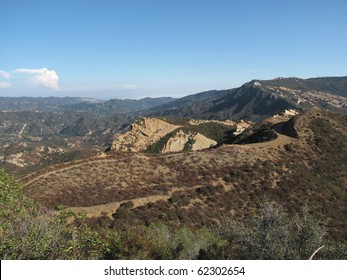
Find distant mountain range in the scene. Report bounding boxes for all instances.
[1,76,346,121]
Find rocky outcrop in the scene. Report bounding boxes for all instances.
[234,120,252,136]
[273,109,300,118]
[111,117,244,153]
[162,130,217,153]
[111,118,181,152]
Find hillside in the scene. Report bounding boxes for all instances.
[148,76,347,121]
[21,109,347,242]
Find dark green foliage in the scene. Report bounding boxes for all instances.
[233,123,277,144]
[145,131,176,153]
[184,122,236,143]
[183,138,195,151]
[104,224,221,260]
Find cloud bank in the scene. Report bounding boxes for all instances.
[13,68,61,91]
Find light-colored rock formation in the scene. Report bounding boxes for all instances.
[190,132,218,151]
[283,109,300,117]
[111,117,251,153]
[273,109,300,119]
[6,153,27,167]
[111,117,181,152]
[233,120,252,135]
[162,130,217,153]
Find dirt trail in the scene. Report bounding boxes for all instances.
[70,185,202,218]
[22,158,120,187]
[245,120,295,149]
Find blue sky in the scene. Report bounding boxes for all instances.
[1,0,346,99]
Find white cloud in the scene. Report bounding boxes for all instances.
[0,70,11,79]
[13,68,61,91]
[0,82,12,88]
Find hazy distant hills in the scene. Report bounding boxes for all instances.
[0,96,175,115]
[147,76,347,121]
[66,97,175,115]
[0,110,133,144]
[0,96,97,112]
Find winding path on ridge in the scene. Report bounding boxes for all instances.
[22,118,296,189]
[21,117,298,218]
[245,120,295,149]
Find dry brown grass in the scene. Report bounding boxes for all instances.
[23,144,269,209]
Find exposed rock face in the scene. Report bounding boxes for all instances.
[190,133,218,151]
[111,117,181,152]
[283,109,300,117]
[273,109,300,119]
[162,130,217,153]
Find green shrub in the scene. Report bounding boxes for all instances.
[0,169,108,259]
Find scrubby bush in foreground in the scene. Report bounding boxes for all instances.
[0,169,108,259]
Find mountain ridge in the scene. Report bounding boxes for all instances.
[147,76,347,121]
